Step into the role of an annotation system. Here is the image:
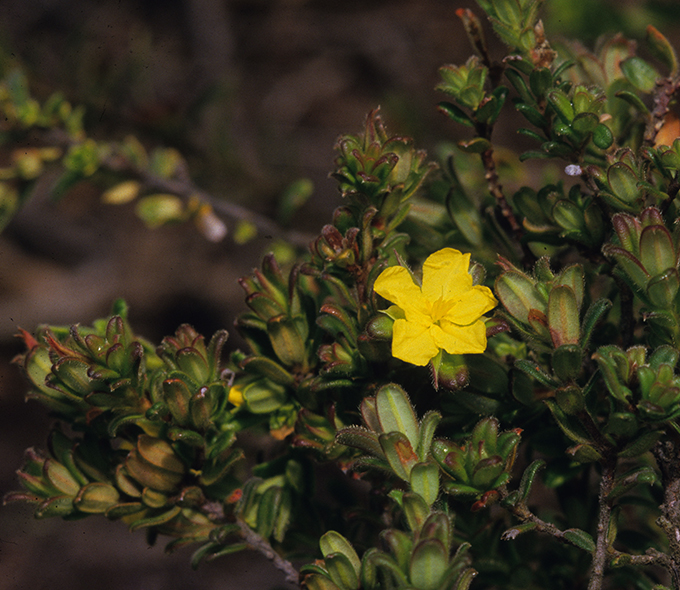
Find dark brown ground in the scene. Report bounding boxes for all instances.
[0,1,678,589]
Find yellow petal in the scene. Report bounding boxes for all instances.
[374,266,428,316]
[228,384,245,407]
[422,248,472,302]
[447,285,498,325]
[433,320,488,355]
[391,319,440,366]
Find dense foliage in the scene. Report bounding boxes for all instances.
[6,1,680,588]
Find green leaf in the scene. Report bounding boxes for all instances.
[621,56,660,93]
[278,178,314,225]
[518,459,546,502]
[402,492,430,532]
[646,25,678,75]
[580,299,612,349]
[320,531,362,576]
[44,459,81,496]
[376,384,419,448]
[515,359,560,388]
[240,356,295,386]
[607,466,657,500]
[563,528,596,553]
[515,103,549,128]
[457,137,491,154]
[607,163,640,205]
[614,90,650,115]
[547,89,575,123]
[362,549,409,588]
[242,379,287,414]
[267,314,307,366]
[325,553,360,590]
[571,112,599,135]
[471,456,504,489]
[552,345,583,383]
[35,495,75,518]
[593,124,614,149]
[618,430,663,458]
[490,0,522,28]
[416,411,442,461]
[529,67,552,99]
[73,482,120,513]
[410,462,440,506]
[543,399,592,445]
[438,101,474,127]
[380,432,419,481]
[255,485,283,539]
[129,505,181,532]
[190,541,248,570]
[135,194,185,228]
[105,502,144,519]
[335,426,383,457]
[552,199,585,233]
[409,539,448,590]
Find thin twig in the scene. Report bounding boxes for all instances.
[499,486,569,542]
[653,439,680,588]
[588,456,616,590]
[236,518,300,585]
[43,128,315,248]
[480,147,521,240]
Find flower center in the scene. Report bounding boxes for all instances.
[429,296,454,325]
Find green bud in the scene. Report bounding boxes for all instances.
[430,351,469,391]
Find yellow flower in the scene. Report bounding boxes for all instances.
[228,384,245,407]
[374,248,497,366]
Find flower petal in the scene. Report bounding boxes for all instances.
[447,285,498,325]
[422,248,472,302]
[432,320,488,355]
[374,266,428,316]
[392,319,440,366]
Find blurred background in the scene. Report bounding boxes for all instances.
[0,0,679,588]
